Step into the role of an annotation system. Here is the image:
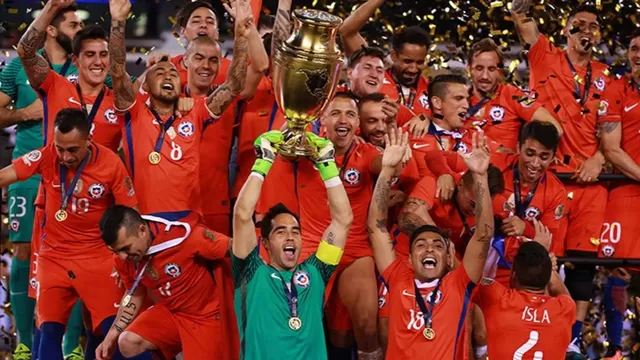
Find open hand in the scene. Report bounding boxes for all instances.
[459,131,490,175]
[532,218,552,250]
[229,0,254,38]
[435,174,455,201]
[574,155,602,183]
[382,127,409,170]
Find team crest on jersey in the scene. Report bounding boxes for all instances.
[378,296,386,309]
[344,168,360,185]
[455,142,469,154]
[601,245,615,257]
[524,206,541,221]
[21,150,42,166]
[88,183,105,199]
[74,179,83,195]
[67,74,78,83]
[124,176,135,197]
[424,289,443,305]
[419,93,430,109]
[164,263,182,278]
[489,106,505,123]
[104,109,118,124]
[10,218,19,232]
[554,204,565,220]
[594,77,606,92]
[294,271,310,288]
[597,100,609,117]
[178,121,195,137]
[146,266,159,281]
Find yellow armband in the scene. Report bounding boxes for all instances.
[316,241,344,266]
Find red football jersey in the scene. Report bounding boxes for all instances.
[380,69,431,117]
[477,280,575,360]
[120,95,214,214]
[382,259,477,360]
[170,54,231,88]
[13,143,137,259]
[114,218,230,318]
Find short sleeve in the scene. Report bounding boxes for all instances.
[596,77,623,124]
[192,226,231,261]
[38,68,61,92]
[112,255,135,290]
[408,175,437,209]
[110,158,138,207]
[195,98,220,123]
[12,147,48,181]
[445,264,477,293]
[475,280,507,309]
[303,253,337,284]
[120,92,147,115]
[364,144,383,174]
[556,294,577,324]
[506,85,541,122]
[397,157,420,193]
[231,247,264,285]
[527,34,558,71]
[0,57,21,98]
[397,105,415,127]
[381,257,413,286]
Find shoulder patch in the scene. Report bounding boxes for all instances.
[203,228,217,242]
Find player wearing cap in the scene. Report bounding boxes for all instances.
[511,3,622,356]
[0,108,137,359]
[95,205,232,360]
[232,130,352,359]
[368,127,494,359]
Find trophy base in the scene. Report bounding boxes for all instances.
[277,127,315,160]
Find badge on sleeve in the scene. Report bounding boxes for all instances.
[203,228,217,242]
[554,204,565,220]
[21,150,42,166]
[597,100,609,117]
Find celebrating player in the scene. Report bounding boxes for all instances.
[511,3,622,356]
[232,130,353,359]
[96,205,232,360]
[0,108,137,359]
[368,127,494,359]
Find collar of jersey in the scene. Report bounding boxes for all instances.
[415,278,440,289]
[141,214,192,255]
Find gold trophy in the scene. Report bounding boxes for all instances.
[272,9,343,158]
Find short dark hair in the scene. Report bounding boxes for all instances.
[260,203,301,239]
[348,46,386,69]
[461,164,505,196]
[358,92,385,111]
[468,38,504,68]
[630,28,640,43]
[512,241,552,290]
[332,91,361,104]
[258,14,275,31]
[519,120,560,153]
[392,26,431,54]
[567,5,602,26]
[262,33,272,58]
[427,74,468,106]
[409,224,450,251]
[72,24,108,57]
[99,205,144,247]
[54,108,90,137]
[51,4,79,28]
[174,1,218,32]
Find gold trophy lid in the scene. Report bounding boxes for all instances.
[293,9,342,27]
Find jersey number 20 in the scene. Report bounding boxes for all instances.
[513,330,543,359]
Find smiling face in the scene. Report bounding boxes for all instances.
[348,56,385,97]
[518,138,554,185]
[146,62,181,103]
[185,40,221,91]
[431,82,469,130]
[74,39,109,87]
[263,213,302,270]
[323,96,360,152]
[409,231,452,282]
[359,100,395,146]
[629,35,640,78]
[392,43,427,87]
[181,6,219,43]
[109,223,152,263]
[469,51,502,94]
[565,11,601,55]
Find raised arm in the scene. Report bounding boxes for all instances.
[271,0,292,60]
[460,133,494,283]
[207,0,252,117]
[109,0,136,111]
[339,0,384,57]
[233,130,283,259]
[510,0,540,47]
[600,121,640,181]
[368,128,409,273]
[16,1,66,89]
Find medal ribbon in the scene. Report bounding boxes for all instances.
[413,280,442,331]
[565,54,592,107]
[271,267,299,319]
[75,83,106,128]
[427,122,463,151]
[149,109,176,154]
[396,83,417,109]
[126,256,154,299]
[513,164,540,219]
[59,149,92,212]
[466,96,491,118]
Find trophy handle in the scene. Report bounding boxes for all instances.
[277,124,316,159]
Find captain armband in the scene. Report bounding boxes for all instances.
[316,240,344,266]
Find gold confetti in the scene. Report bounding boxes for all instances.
[490,1,503,8]
[590,237,600,246]
[574,74,584,85]
[17,23,27,31]
[568,191,574,200]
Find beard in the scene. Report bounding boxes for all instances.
[56,32,74,54]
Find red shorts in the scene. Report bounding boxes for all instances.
[36,254,123,331]
[565,184,607,252]
[598,185,640,266]
[202,213,231,236]
[127,305,222,360]
[28,206,45,299]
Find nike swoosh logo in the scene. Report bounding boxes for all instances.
[402,289,415,297]
[52,184,61,188]
[113,302,120,308]
[68,97,82,106]
[412,144,430,149]
[271,273,282,280]
[625,103,638,112]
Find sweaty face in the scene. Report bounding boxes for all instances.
[470,51,502,94]
[348,56,385,97]
[323,97,360,151]
[518,138,554,185]
[146,62,181,103]
[409,232,451,282]
[629,36,640,77]
[359,100,395,146]
[455,180,476,217]
[565,12,601,55]
[54,128,90,168]
[186,42,221,90]
[74,39,109,87]
[392,44,427,87]
[433,83,469,129]
[53,11,82,54]
[110,224,151,263]
[181,7,219,43]
[265,214,302,270]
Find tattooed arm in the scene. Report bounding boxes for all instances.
[96,285,145,360]
[16,1,64,89]
[509,0,540,47]
[397,197,435,235]
[369,166,397,273]
[271,0,292,60]
[109,0,135,111]
[600,121,640,181]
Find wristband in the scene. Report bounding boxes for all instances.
[249,172,265,182]
[324,177,341,188]
[316,241,344,266]
[251,158,272,177]
[315,160,339,182]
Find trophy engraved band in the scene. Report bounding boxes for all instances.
[272,9,343,158]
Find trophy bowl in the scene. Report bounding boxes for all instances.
[271,9,344,159]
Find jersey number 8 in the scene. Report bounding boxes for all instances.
[600,222,621,244]
[170,141,182,161]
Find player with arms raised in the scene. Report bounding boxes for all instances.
[368,128,494,359]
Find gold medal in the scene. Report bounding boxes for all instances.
[121,294,131,307]
[55,209,68,222]
[148,151,161,165]
[423,327,435,340]
[288,317,302,331]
